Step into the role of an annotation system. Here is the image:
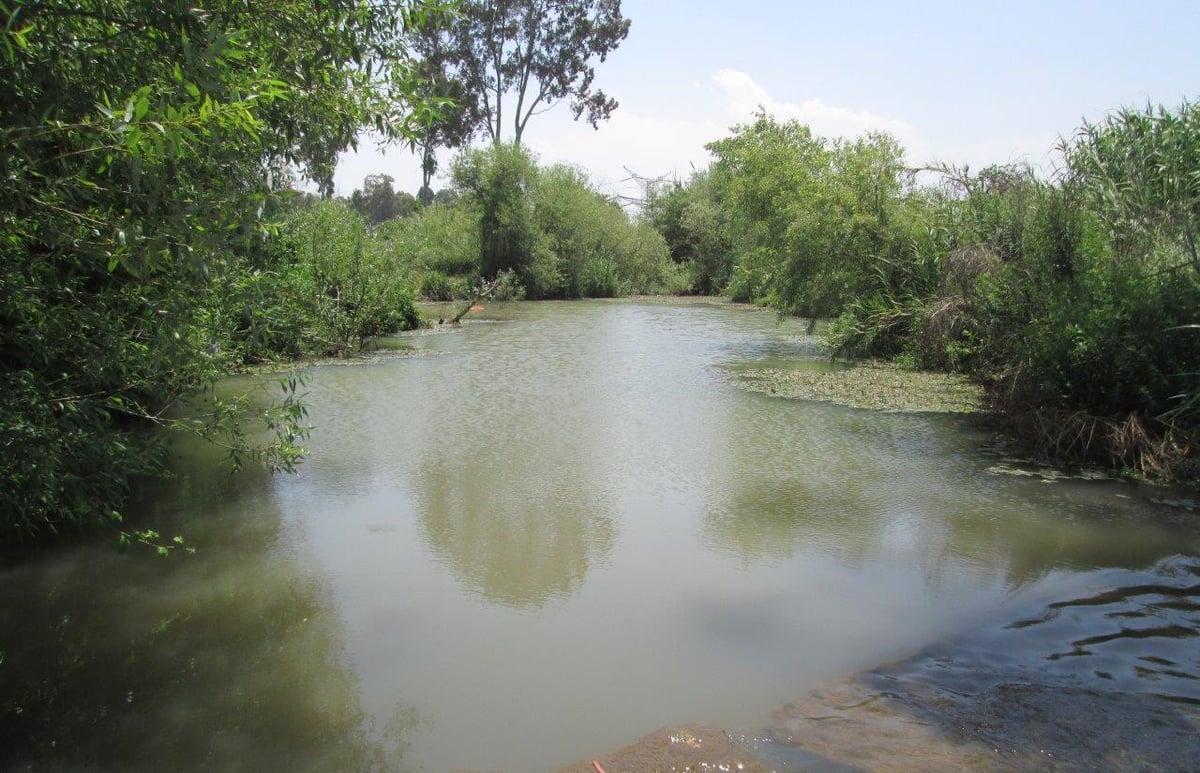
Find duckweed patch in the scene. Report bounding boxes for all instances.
[729,360,984,413]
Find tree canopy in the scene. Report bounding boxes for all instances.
[706,112,909,315]
[0,0,443,541]
[415,0,630,146]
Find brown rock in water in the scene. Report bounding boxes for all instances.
[557,724,772,773]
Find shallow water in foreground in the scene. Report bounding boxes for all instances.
[2,300,1198,771]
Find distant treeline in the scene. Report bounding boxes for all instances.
[332,143,682,303]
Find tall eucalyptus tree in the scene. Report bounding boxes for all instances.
[414,0,630,147]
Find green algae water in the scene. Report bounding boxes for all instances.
[3,300,1198,771]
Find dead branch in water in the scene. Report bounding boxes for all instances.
[448,275,504,325]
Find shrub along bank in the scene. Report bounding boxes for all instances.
[0,1,435,543]
[646,104,1200,481]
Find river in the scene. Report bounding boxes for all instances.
[2,300,1198,771]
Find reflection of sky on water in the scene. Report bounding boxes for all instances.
[237,301,1200,771]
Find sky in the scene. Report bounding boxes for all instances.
[332,0,1200,202]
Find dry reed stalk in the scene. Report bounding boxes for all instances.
[1001,404,1192,480]
[942,245,999,297]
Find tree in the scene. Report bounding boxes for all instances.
[351,174,399,224]
[420,0,630,146]
[707,113,908,314]
[351,176,422,222]
[530,163,677,297]
[394,190,420,218]
[409,55,480,202]
[451,142,543,284]
[287,200,421,355]
[644,172,732,294]
[448,145,678,298]
[0,0,442,541]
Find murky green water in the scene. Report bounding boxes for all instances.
[3,300,1199,771]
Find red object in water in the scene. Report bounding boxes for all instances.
[591,761,607,773]
[470,304,484,311]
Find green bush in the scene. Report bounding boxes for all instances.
[579,258,623,297]
[418,270,460,301]
[285,201,420,355]
[487,269,527,301]
[449,149,678,299]
[451,143,541,287]
[977,257,1200,419]
[644,172,736,296]
[376,203,481,276]
[207,238,311,366]
[707,114,909,316]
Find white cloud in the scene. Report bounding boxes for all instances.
[529,69,930,203]
[331,69,932,202]
[712,69,916,143]
[527,102,725,201]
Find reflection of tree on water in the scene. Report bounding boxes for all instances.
[700,403,934,566]
[412,384,616,609]
[415,443,616,609]
[0,485,415,771]
[704,476,873,564]
[702,404,1200,588]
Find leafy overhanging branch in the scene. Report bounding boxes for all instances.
[0,0,447,542]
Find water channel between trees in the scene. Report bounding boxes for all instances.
[2,300,1198,771]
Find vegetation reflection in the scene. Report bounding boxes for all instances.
[410,327,618,609]
[0,452,413,770]
[701,404,1200,587]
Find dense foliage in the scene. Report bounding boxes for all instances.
[6,0,1195,546]
[333,142,680,302]
[705,114,911,315]
[283,200,422,356]
[643,171,731,295]
[0,0,440,542]
[446,143,681,298]
[651,102,1200,480]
